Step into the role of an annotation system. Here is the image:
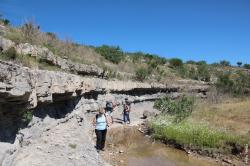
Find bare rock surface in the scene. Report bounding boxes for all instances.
[0,98,106,166]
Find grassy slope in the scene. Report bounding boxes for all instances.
[150,98,250,154]
[192,98,250,135]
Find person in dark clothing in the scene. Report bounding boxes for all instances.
[123,98,131,124]
[105,100,116,123]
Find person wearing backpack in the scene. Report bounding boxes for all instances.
[123,98,131,124]
[93,108,112,152]
[105,100,116,123]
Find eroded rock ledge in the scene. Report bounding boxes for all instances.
[0,36,104,77]
[1,60,208,110]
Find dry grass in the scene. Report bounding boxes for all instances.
[192,98,250,135]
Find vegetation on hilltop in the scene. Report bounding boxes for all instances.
[0,18,250,90]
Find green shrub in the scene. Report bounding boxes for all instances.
[196,64,210,82]
[232,71,250,95]
[219,60,231,67]
[135,67,149,82]
[196,60,207,65]
[21,111,33,124]
[154,96,194,122]
[95,45,124,64]
[243,64,250,69]
[216,71,234,94]
[169,58,183,68]
[216,71,250,96]
[1,47,17,60]
[0,19,10,25]
[68,143,77,149]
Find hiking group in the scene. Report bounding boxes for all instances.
[92,98,131,152]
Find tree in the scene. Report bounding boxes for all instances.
[237,61,242,67]
[0,14,10,25]
[196,60,207,65]
[220,60,231,67]
[169,58,183,68]
[2,19,10,25]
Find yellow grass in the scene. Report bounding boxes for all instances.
[192,98,250,135]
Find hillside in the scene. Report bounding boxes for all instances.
[1,21,249,86]
[0,20,250,166]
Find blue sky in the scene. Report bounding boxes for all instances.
[1,0,250,64]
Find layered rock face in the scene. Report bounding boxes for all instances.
[0,36,104,77]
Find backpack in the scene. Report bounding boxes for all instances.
[106,101,113,109]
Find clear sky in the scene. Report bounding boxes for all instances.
[1,0,250,64]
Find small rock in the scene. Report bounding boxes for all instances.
[222,158,232,164]
[120,160,124,163]
[119,150,124,153]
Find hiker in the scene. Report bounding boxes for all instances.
[105,100,116,123]
[123,98,131,124]
[93,108,112,152]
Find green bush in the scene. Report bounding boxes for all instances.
[233,71,250,95]
[0,19,10,25]
[243,64,250,69]
[129,52,167,65]
[95,45,124,64]
[196,60,207,65]
[216,71,234,94]
[135,67,149,81]
[216,71,250,96]
[68,143,77,149]
[196,64,210,82]
[154,96,194,122]
[219,60,231,67]
[1,47,17,60]
[169,58,183,68]
[21,111,33,124]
